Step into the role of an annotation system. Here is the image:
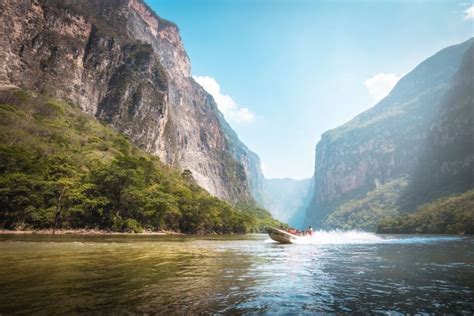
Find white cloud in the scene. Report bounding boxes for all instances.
[464,5,474,20]
[193,75,255,123]
[364,73,401,103]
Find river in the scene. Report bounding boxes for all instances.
[0,232,473,314]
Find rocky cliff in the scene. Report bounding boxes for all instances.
[304,38,474,230]
[403,44,474,208]
[218,117,266,205]
[0,0,264,204]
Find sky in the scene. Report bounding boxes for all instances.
[145,0,473,179]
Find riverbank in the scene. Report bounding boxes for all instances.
[0,229,184,236]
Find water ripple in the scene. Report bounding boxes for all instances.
[0,233,473,314]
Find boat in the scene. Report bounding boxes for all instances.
[267,227,301,244]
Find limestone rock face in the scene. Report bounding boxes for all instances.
[304,38,474,230]
[405,44,474,208]
[0,0,265,204]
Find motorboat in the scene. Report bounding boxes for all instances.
[267,227,301,244]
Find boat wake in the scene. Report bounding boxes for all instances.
[297,230,384,245]
[265,230,383,245]
[265,230,463,245]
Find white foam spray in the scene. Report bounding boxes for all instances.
[295,230,384,245]
[265,230,463,245]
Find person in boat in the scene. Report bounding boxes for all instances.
[307,226,314,236]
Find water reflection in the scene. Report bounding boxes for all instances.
[0,233,473,314]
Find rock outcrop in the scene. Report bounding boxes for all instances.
[0,0,265,204]
[304,38,474,230]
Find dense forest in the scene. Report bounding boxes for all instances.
[377,190,474,234]
[0,89,280,234]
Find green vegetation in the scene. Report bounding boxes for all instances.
[377,190,474,234]
[0,89,280,234]
[323,178,407,231]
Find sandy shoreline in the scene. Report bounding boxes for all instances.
[0,229,184,235]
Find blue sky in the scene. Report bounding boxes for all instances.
[145,0,473,179]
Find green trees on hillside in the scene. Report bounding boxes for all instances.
[377,190,474,234]
[0,90,279,233]
[323,178,407,231]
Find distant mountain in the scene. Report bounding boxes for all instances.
[304,38,474,231]
[263,177,313,228]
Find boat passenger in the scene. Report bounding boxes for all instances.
[307,226,314,236]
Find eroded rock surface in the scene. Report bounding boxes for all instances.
[0,0,265,204]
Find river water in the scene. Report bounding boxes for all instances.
[0,232,473,314]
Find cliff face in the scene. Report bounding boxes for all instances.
[0,0,264,204]
[217,116,266,205]
[304,38,474,230]
[404,44,474,208]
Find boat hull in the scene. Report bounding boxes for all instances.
[267,227,300,244]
